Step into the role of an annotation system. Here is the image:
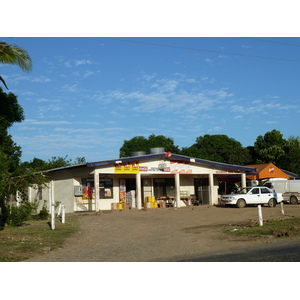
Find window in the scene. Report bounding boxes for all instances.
[100,179,114,199]
[261,188,271,194]
[153,178,175,197]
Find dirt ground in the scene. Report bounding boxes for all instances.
[25,204,300,262]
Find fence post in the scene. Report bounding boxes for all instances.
[61,204,65,224]
[51,204,55,230]
[258,204,263,226]
[280,202,285,216]
[57,203,62,217]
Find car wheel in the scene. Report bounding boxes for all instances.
[268,198,277,207]
[290,196,298,205]
[236,199,246,208]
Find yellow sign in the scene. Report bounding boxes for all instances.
[114,162,139,174]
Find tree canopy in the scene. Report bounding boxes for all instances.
[119,134,180,157]
[181,134,252,165]
[21,156,87,172]
[253,129,287,165]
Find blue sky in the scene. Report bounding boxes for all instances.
[1,36,300,163]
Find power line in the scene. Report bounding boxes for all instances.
[243,37,300,48]
[100,37,300,63]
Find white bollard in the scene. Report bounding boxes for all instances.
[57,203,62,217]
[61,205,65,224]
[258,204,263,227]
[51,204,55,230]
[280,202,285,216]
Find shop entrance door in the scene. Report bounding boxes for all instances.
[194,178,210,205]
[120,178,136,207]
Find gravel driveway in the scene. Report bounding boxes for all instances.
[26,204,300,262]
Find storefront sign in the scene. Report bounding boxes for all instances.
[139,166,148,172]
[99,174,111,181]
[170,160,192,174]
[114,162,140,174]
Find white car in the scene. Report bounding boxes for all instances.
[221,186,283,208]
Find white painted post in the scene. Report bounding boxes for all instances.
[280,202,284,216]
[94,172,100,212]
[57,203,62,217]
[258,204,263,226]
[175,173,180,208]
[208,173,214,206]
[241,173,246,188]
[136,173,142,209]
[51,204,55,230]
[61,204,65,224]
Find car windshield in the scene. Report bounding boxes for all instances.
[237,187,252,194]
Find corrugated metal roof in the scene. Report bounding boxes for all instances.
[87,153,255,172]
[45,152,256,174]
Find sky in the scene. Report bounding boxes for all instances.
[1,36,300,163]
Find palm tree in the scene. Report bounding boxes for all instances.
[0,41,32,89]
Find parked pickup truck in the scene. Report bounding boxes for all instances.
[221,186,283,208]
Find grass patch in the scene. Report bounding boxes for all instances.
[0,215,80,262]
[224,216,300,238]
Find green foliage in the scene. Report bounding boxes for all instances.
[6,202,38,227]
[254,129,287,165]
[0,215,80,262]
[225,217,300,238]
[280,136,300,175]
[21,156,86,172]
[37,201,49,220]
[0,88,24,128]
[119,134,180,157]
[182,134,252,165]
[0,41,32,90]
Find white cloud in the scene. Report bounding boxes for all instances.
[23,119,71,125]
[32,76,51,83]
[75,59,94,66]
[62,84,79,93]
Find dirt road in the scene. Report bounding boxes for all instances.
[26,204,300,262]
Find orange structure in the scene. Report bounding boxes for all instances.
[245,163,290,180]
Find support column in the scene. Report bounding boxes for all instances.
[208,173,214,206]
[136,173,142,209]
[175,173,180,208]
[241,173,246,188]
[94,171,99,212]
[49,180,54,212]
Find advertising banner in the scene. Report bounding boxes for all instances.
[114,162,140,174]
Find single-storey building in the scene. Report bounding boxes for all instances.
[29,149,255,213]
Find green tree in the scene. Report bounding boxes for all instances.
[0,87,24,171]
[119,134,180,157]
[181,134,251,165]
[21,156,87,172]
[0,41,32,89]
[280,136,300,175]
[253,129,287,165]
[0,88,48,229]
[147,134,180,154]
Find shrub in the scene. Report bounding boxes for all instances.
[7,201,38,227]
[38,202,49,220]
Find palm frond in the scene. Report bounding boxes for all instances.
[0,42,32,72]
[0,75,9,89]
